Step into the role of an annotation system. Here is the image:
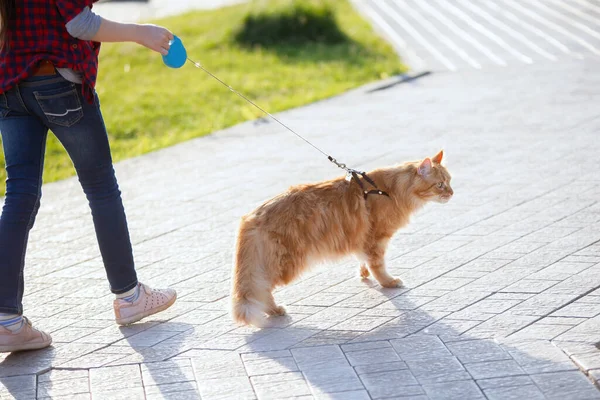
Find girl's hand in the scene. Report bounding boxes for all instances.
[136,24,174,55]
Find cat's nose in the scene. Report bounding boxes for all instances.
[447,188,454,196]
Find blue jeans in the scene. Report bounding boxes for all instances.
[0,74,138,314]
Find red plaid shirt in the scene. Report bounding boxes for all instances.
[0,0,100,103]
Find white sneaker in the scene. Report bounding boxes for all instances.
[113,283,177,325]
[0,317,52,353]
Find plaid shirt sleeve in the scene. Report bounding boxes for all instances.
[55,0,96,23]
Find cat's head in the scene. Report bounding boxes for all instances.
[414,150,453,203]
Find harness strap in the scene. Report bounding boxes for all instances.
[350,171,390,200]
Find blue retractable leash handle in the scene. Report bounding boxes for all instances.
[162,35,187,68]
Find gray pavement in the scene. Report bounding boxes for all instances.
[354,0,600,72]
[1,1,600,400]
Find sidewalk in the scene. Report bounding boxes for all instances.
[1,56,599,398]
[1,1,600,399]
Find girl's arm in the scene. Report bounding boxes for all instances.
[66,7,173,55]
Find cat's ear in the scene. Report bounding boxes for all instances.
[418,158,432,176]
[432,150,444,164]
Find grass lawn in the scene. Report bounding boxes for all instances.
[0,0,404,195]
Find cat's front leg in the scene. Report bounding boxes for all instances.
[369,259,403,288]
[360,237,402,288]
[364,244,403,288]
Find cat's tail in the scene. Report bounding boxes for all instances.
[231,221,270,326]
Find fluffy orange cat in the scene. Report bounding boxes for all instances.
[231,150,453,326]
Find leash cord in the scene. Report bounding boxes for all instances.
[187,57,350,171]
[186,57,390,198]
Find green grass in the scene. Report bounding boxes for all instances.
[0,0,404,195]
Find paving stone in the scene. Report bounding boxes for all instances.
[374,295,437,310]
[341,341,391,353]
[0,375,36,400]
[359,370,421,399]
[198,376,256,400]
[476,375,534,390]
[51,326,101,343]
[90,387,146,400]
[571,351,600,372]
[57,352,128,368]
[509,321,574,341]
[313,390,370,400]
[419,291,490,313]
[445,340,511,364]
[290,308,363,331]
[192,353,247,380]
[241,350,292,361]
[37,376,90,398]
[422,380,485,400]
[405,356,471,384]
[294,292,354,307]
[353,361,408,375]
[362,311,448,340]
[552,302,600,318]
[500,279,559,294]
[344,347,401,366]
[504,340,579,374]
[245,328,320,352]
[590,369,600,384]
[294,330,361,347]
[251,372,311,399]
[36,369,81,382]
[303,366,364,394]
[329,315,393,332]
[145,388,201,400]
[552,341,598,356]
[89,364,143,392]
[530,371,600,399]
[421,318,482,336]
[483,384,546,400]
[38,394,91,400]
[291,345,349,371]
[141,364,196,386]
[529,262,595,281]
[464,359,525,380]
[466,314,539,338]
[418,277,475,291]
[448,309,496,322]
[537,316,587,326]
[243,356,299,376]
[143,381,199,396]
[463,299,521,314]
[390,335,451,361]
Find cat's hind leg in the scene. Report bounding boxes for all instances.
[360,264,370,279]
[265,292,287,316]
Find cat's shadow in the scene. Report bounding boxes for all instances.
[239,278,598,398]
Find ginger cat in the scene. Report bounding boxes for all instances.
[231,150,453,326]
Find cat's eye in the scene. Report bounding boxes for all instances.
[437,182,444,189]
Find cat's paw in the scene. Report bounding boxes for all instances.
[360,265,370,279]
[268,305,287,316]
[380,278,403,288]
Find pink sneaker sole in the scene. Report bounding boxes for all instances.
[115,292,177,326]
[0,338,52,353]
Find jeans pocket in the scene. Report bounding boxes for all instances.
[34,85,84,127]
[0,93,9,118]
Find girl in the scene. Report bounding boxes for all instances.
[0,0,179,352]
